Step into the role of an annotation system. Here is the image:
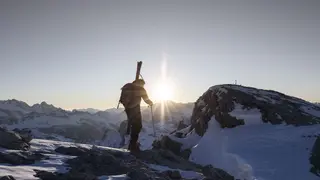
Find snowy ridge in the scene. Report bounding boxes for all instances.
[171,115,320,180]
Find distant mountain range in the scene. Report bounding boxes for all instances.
[75,108,102,114]
[0,99,194,146]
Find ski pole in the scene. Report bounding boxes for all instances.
[150,105,156,137]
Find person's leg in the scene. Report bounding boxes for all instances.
[129,107,142,151]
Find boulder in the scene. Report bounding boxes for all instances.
[12,128,32,143]
[152,136,182,155]
[55,146,89,157]
[0,127,30,150]
[0,151,46,165]
[162,170,182,179]
[202,165,234,180]
[136,149,202,172]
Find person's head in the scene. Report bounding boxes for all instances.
[133,79,145,87]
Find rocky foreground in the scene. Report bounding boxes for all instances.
[0,127,234,180]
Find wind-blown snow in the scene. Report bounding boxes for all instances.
[187,116,320,180]
[190,118,254,180]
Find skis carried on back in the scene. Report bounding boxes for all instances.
[136,61,142,81]
[117,61,143,109]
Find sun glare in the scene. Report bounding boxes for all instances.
[154,82,173,101]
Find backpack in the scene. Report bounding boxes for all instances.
[119,83,134,108]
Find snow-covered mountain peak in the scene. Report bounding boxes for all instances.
[0,99,32,113]
[190,84,320,135]
[31,101,62,114]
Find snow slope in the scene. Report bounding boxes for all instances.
[171,106,320,180]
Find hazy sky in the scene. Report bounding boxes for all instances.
[1,0,320,110]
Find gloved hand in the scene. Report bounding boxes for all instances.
[148,100,153,107]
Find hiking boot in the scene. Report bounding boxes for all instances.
[128,142,140,154]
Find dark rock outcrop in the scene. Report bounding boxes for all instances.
[310,137,320,176]
[12,128,32,143]
[36,145,234,180]
[34,170,97,180]
[136,149,202,172]
[55,146,89,157]
[189,84,320,136]
[202,165,234,180]
[152,136,183,155]
[162,170,182,179]
[0,176,16,180]
[43,146,172,180]
[0,151,46,165]
[152,135,192,160]
[0,127,31,150]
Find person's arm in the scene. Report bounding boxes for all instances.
[141,88,153,106]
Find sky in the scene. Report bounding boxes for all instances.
[1,0,320,110]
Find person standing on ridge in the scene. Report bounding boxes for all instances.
[119,78,153,152]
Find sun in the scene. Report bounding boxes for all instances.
[153,82,173,101]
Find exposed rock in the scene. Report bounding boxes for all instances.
[0,176,16,180]
[66,149,128,176]
[34,170,97,180]
[310,137,320,176]
[126,170,151,180]
[48,147,170,180]
[45,145,234,180]
[0,127,30,150]
[177,120,188,131]
[202,165,234,180]
[55,146,89,157]
[180,148,192,160]
[152,136,182,155]
[0,151,46,165]
[162,170,182,179]
[152,135,192,160]
[12,128,33,143]
[190,84,320,136]
[136,149,202,172]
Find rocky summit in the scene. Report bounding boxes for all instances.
[188,84,320,136]
[153,84,320,180]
